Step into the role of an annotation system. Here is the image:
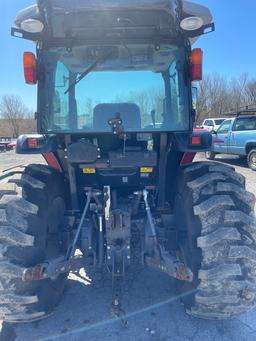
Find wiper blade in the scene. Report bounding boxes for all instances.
[64,51,112,94]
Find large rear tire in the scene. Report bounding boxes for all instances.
[0,164,67,323]
[175,162,256,319]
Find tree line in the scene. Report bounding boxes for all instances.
[0,95,35,137]
[196,73,256,122]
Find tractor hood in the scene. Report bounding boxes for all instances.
[14,0,213,43]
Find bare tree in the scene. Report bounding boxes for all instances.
[197,73,256,122]
[229,74,249,111]
[197,74,231,121]
[245,80,256,105]
[0,95,32,137]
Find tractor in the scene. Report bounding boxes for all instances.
[1,0,256,323]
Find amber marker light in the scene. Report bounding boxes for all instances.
[23,52,37,84]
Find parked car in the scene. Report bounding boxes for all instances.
[201,118,226,132]
[0,137,17,151]
[0,136,12,152]
[7,139,17,150]
[205,114,256,170]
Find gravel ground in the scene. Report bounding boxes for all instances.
[1,150,256,341]
[0,151,44,172]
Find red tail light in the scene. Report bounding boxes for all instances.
[27,138,39,148]
[190,48,203,81]
[23,52,37,84]
[191,136,202,145]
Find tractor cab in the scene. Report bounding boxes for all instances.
[13,0,213,136]
[13,0,214,200]
[12,1,214,215]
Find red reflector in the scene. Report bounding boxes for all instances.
[191,136,201,145]
[24,67,37,84]
[28,138,38,148]
[191,64,202,81]
[181,152,196,165]
[190,48,203,81]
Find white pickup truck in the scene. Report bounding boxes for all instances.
[201,118,226,132]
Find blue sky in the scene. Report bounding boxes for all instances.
[0,1,256,109]
[195,0,256,78]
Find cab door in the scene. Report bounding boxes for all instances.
[213,119,232,153]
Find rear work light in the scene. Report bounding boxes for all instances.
[190,48,203,81]
[23,52,37,84]
[180,16,204,31]
[21,19,44,34]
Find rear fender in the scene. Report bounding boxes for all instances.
[180,152,196,165]
[42,152,62,172]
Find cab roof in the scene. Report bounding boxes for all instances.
[14,0,213,44]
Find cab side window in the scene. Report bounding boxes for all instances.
[217,120,231,133]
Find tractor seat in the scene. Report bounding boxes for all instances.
[93,103,141,131]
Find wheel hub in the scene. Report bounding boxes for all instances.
[251,153,256,165]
